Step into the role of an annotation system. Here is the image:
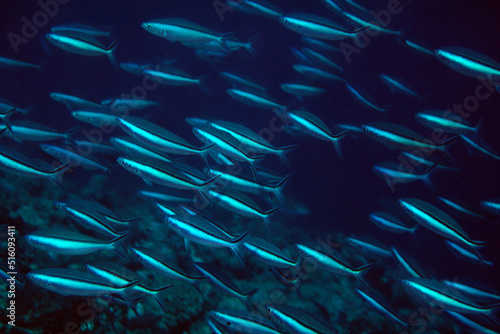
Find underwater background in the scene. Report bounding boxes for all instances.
[1,0,500,333]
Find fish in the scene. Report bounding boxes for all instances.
[110,137,172,164]
[101,98,159,111]
[480,199,500,216]
[369,211,419,238]
[301,48,343,72]
[117,116,212,156]
[142,66,209,91]
[415,109,481,135]
[226,88,289,114]
[400,151,458,173]
[85,262,172,312]
[346,83,389,113]
[356,289,408,329]
[287,109,349,157]
[50,92,107,110]
[397,37,435,57]
[205,167,290,204]
[1,120,75,143]
[194,262,257,304]
[267,304,339,334]
[192,126,264,178]
[207,188,278,231]
[293,64,345,82]
[131,247,206,293]
[220,71,266,91]
[242,236,298,268]
[391,247,428,278]
[399,198,486,249]
[443,310,500,334]
[296,243,373,279]
[460,133,500,161]
[280,83,328,101]
[27,268,138,296]
[25,228,128,256]
[138,190,193,203]
[209,309,285,334]
[51,23,111,38]
[0,144,71,180]
[343,12,403,36]
[227,0,284,18]
[362,122,456,155]
[71,110,121,127]
[445,240,493,267]
[279,13,366,40]
[435,47,500,83]
[45,32,119,66]
[373,161,436,189]
[165,214,252,252]
[0,56,41,71]
[63,198,141,226]
[39,144,109,178]
[117,156,218,191]
[442,279,500,303]
[402,277,500,314]
[379,74,421,99]
[56,202,127,237]
[207,119,296,165]
[347,236,393,258]
[301,37,341,53]
[141,18,231,47]
[438,197,491,221]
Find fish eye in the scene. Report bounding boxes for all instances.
[226,322,231,326]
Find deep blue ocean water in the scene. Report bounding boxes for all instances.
[1,0,500,333]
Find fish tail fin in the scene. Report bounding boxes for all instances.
[262,207,279,234]
[352,26,369,43]
[231,247,247,268]
[271,173,292,206]
[63,126,80,145]
[355,262,375,276]
[48,162,73,178]
[110,232,130,258]
[219,31,235,51]
[396,24,412,36]
[201,174,220,189]
[474,118,483,136]
[191,278,207,296]
[421,163,438,191]
[196,75,210,93]
[243,288,259,308]
[410,225,419,245]
[152,284,173,313]
[245,33,259,58]
[233,227,254,245]
[276,145,296,167]
[2,109,14,132]
[106,37,120,69]
[330,130,350,158]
